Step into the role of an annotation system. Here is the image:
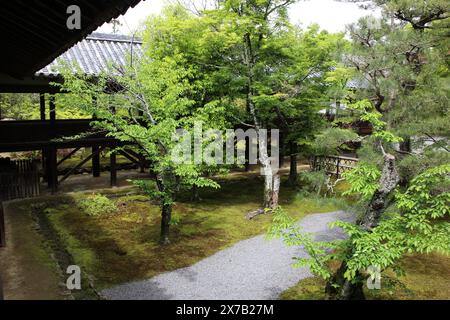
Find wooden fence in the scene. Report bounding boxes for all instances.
[0,158,40,247]
[0,158,40,202]
[310,155,359,177]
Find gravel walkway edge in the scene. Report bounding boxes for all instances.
[101,210,354,300]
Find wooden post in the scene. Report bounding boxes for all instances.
[336,157,340,177]
[110,149,117,187]
[91,96,101,178]
[42,148,48,183]
[48,147,58,194]
[39,93,46,120]
[92,146,101,177]
[47,95,57,192]
[40,94,47,183]
[49,95,56,122]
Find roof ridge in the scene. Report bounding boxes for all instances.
[87,32,142,43]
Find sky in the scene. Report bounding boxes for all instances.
[97,0,379,34]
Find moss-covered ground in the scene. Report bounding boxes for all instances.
[22,174,344,293]
[280,252,450,300]
[5,170,448,300]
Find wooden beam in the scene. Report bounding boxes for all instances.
[56,147,80,167]
[59,146,105,185]
[118,150,141,167]
[124,148,146,172]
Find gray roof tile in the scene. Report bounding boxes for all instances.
[35,32,142,78]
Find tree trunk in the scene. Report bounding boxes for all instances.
[326,260,365,300]
[160,203,172,245]
[191,185,200,202]
[155,173,172,245]
[246,134,280,219]
[263,170,280,209]
[242,32,280,219]
[398,136,411,187]
[289,142,298,186]
[326,152,400,299]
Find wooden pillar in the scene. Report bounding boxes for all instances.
[40,94,46,183]
[91,96,101,178]
[46,95,57,190]
[47,147,58,194]
[41,148,48,183]
[49,95,56,122]
[110,149,117,187]
[39,93,46,120]
[92,146,101,177]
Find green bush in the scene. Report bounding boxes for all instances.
[78,194,117,217]
[298,170,328,195]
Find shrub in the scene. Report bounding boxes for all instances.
[78,193,117,217]
[298,170,328,195]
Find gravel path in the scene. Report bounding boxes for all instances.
[101,211,354,300]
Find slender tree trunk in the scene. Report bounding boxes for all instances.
[326,153,400,299]
[191,184,200,201]
[289,142,298,185]
[246,133,280,219]
[325,260,365,300]
[155,173,172,245]
[160,202,172,245]
[242,32,280,219]
[263,168,280,209]
[398,136,412,187]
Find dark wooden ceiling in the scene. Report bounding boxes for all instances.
[0,0,142,78]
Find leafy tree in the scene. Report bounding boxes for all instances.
[0,93,40,120]
[270,0,448,298]
[55,6,230,244]
[268,25,345,185]
[147,1,344,217]
[204,0,300,216]
[270,101,449,299]
[182,0,344,217]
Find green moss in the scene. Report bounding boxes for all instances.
[280,253,450,300]
[280,277,327,300]
[1,200,68,299]
[25,175,345,291]
[77,193,117,216]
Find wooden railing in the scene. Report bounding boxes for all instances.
[0,119,115,152]
[310,155,359,177]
